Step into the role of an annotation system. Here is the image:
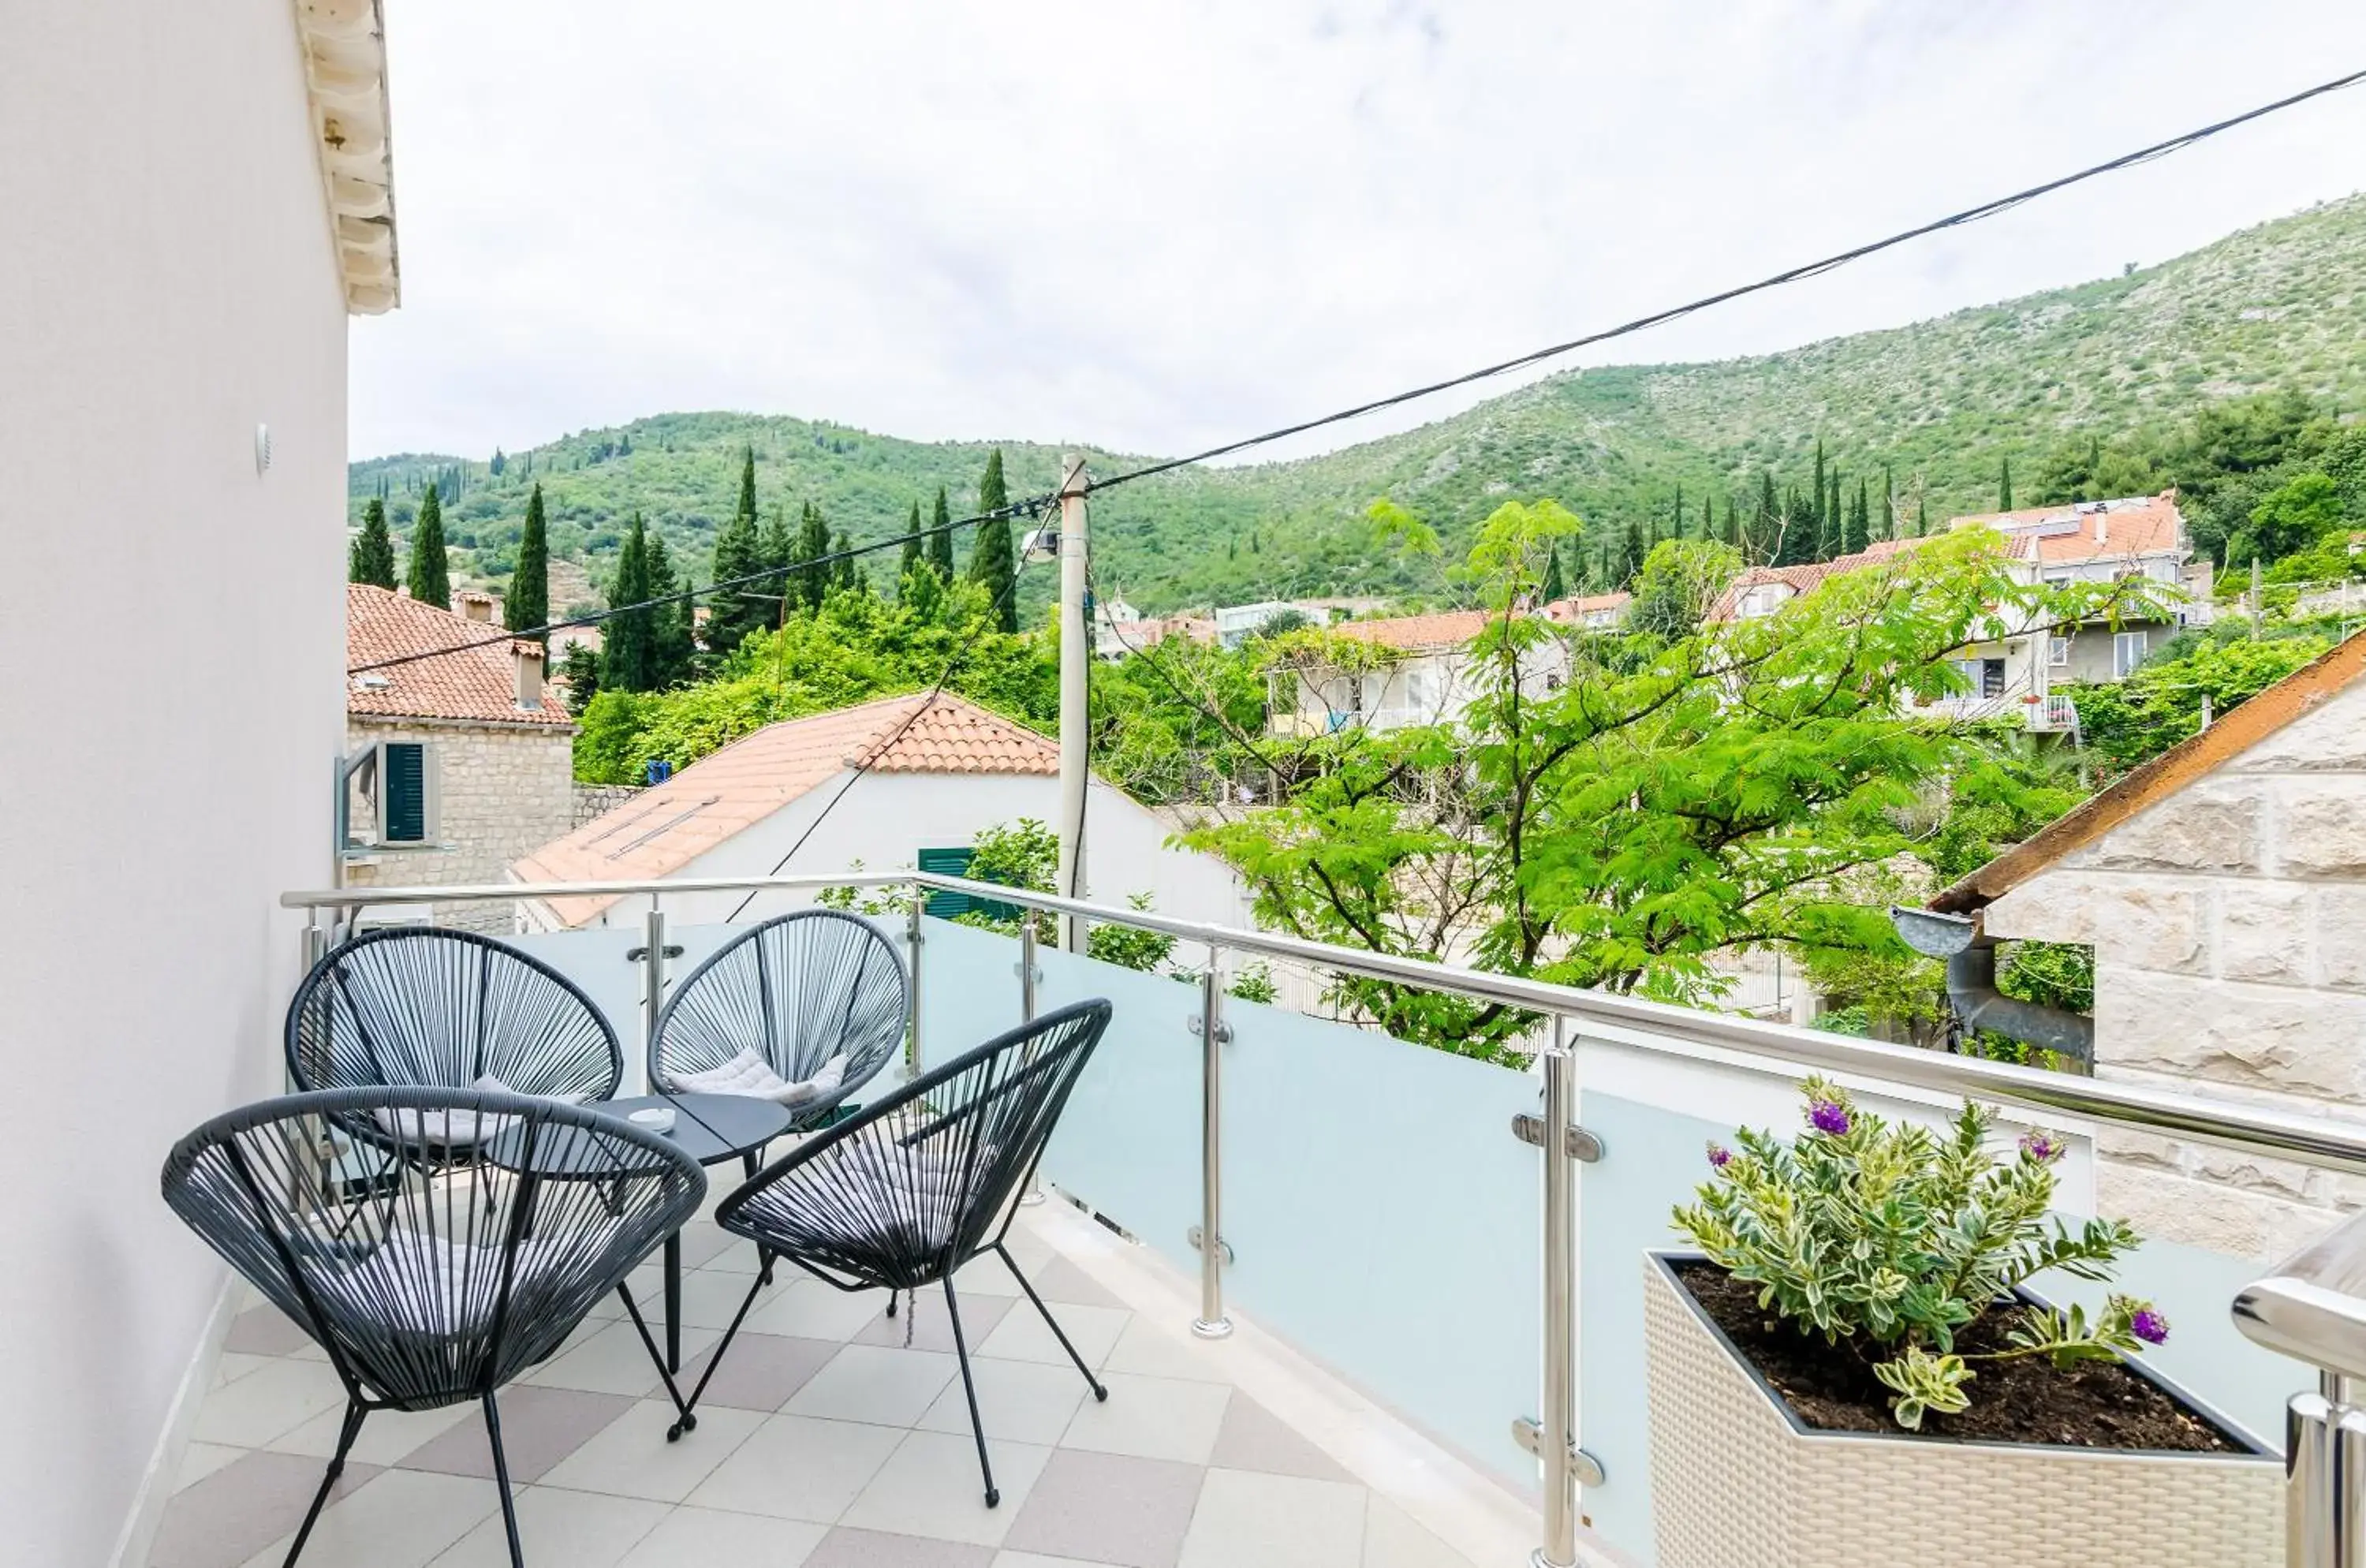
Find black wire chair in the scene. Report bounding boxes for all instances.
[162,1087,705,1567]
[676,999,1114,1506]
[650,909,909,1129]
[286,928,624,1106]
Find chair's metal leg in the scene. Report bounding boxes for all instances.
[282,1401,366,1566]
[673,1271,767,1441]
[741,1151,775,1286]
[995,1243,1109,1400]
[482,1393,525,1568]
[618,1285,695,1429]
[663,1230,683,1372]
[942,1277,999,1507]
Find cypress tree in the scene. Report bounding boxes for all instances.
[1881,465,1895,541]
[1672,483,1685,541]
[349,497,398,588]
[1540,540,1566,603]
[645,532,694,687]
[405,483,450,608]
[968,450,1018,632]
[898,502,924,586]
[927,487,955,579]
[1810,440,1827,554]
[505,483,549,640]
[758,503,793,615]
[603,514,655,693]
[1846,479,1870,554]
[1756,470,1778,564]
[1999,457,2014,510]
[832,531,858,594]
[709,446,764,651]
[1917,495,1930,536]
[555,640,600,714]
[490,447,507,477]
[797,502,831,610]
[1701,494,1712,541]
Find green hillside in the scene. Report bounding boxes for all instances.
[353,192,2366,616]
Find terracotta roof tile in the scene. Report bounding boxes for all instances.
[346,584,571,727]
[511,692,1058,925]
[1944,491,2185,565]
[1328,610,1498,651]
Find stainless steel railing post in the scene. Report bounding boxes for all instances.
[639,899,666,1099]
[1536,1017,1579,1568]
[905,888,925,1081]
[1018,920,1047,1207]
[1192,948,1233,1339]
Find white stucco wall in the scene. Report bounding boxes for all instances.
[0,5,349,1562]
[555,771,1252,932]
[1982,675,2366,1264]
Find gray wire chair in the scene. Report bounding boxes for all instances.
[286,928,623,1105]
[675,999,1114,1506]
[162,1087,705,1567]
[650,909,909,1129]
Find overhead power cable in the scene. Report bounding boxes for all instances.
[348,492,1058,676]
[1084,66,2366,495]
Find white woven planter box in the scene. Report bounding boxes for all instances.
[1640,1253,2282,1568]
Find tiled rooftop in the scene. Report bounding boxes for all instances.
[512,693,1059,925]
[155,1199,1524,1568]
[347,585,573,729]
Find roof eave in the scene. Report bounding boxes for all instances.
[294,0,400,314]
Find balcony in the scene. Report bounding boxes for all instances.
[155,872,2366,1566]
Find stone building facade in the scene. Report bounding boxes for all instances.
[345,584,575,931]
[1934,634,2366,1261]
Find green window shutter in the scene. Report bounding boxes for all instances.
[383,742,429,842]
[917,846,976,918]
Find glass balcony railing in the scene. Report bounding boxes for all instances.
[282,870,2366,1567]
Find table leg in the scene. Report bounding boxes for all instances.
[664,1230,682,1373]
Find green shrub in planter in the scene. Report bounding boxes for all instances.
[1672,1076,2170,1429]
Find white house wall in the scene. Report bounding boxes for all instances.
[0,3,349,1561]
[569,771,1253,932]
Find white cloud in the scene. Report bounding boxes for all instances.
[355,0,2366,463]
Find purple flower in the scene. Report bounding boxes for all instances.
[2132,1307,2170,1346]
[2019,1131,2062,1163]
[1707,1143,1733,1170]
[1809,1100,1852,1137]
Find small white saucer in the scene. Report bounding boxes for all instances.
[629,1107,677,1136]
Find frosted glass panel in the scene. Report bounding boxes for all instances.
[913,915,1028,1073]
[1032,944,1204,1279]
[1224,996,1543,1488]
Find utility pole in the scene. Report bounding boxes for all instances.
[1056,454,1089,953]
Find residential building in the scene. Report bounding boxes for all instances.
[1931,631,2366,1261]
[1095,608,1217,661]
[1543,590,1633,629]
[513,691,1249,931]
[1266,608,1569,737]
[342,584,576,930]
[1707,538,1925,623]
[0,2,395,1561]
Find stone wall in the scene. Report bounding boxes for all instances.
[344,718,574,931]
[1982,677,2366,1260]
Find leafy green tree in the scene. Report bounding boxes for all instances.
[898,502,924,587]
[505,483,549,640]
[969,450,1019,631]
[1625,539,1743,641]
[2227,472,2344,568]
[831,531,858,594]
[927,486,955,580]
[349,497,398,588]
[405,483,450,608]
[555,640,601,714]
[2071,629,2332,775]
[757,504,793,622]
[1185,509,2151,1058]
[709,447,766,651]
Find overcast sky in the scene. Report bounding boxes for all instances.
[355,2,2366,465]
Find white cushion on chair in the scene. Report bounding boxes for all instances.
[674,1048,849,1107]
[368,1074,586,1148]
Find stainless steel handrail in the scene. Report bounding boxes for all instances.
[2235,1214,2366,1565]
[283,869,2366,1178]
